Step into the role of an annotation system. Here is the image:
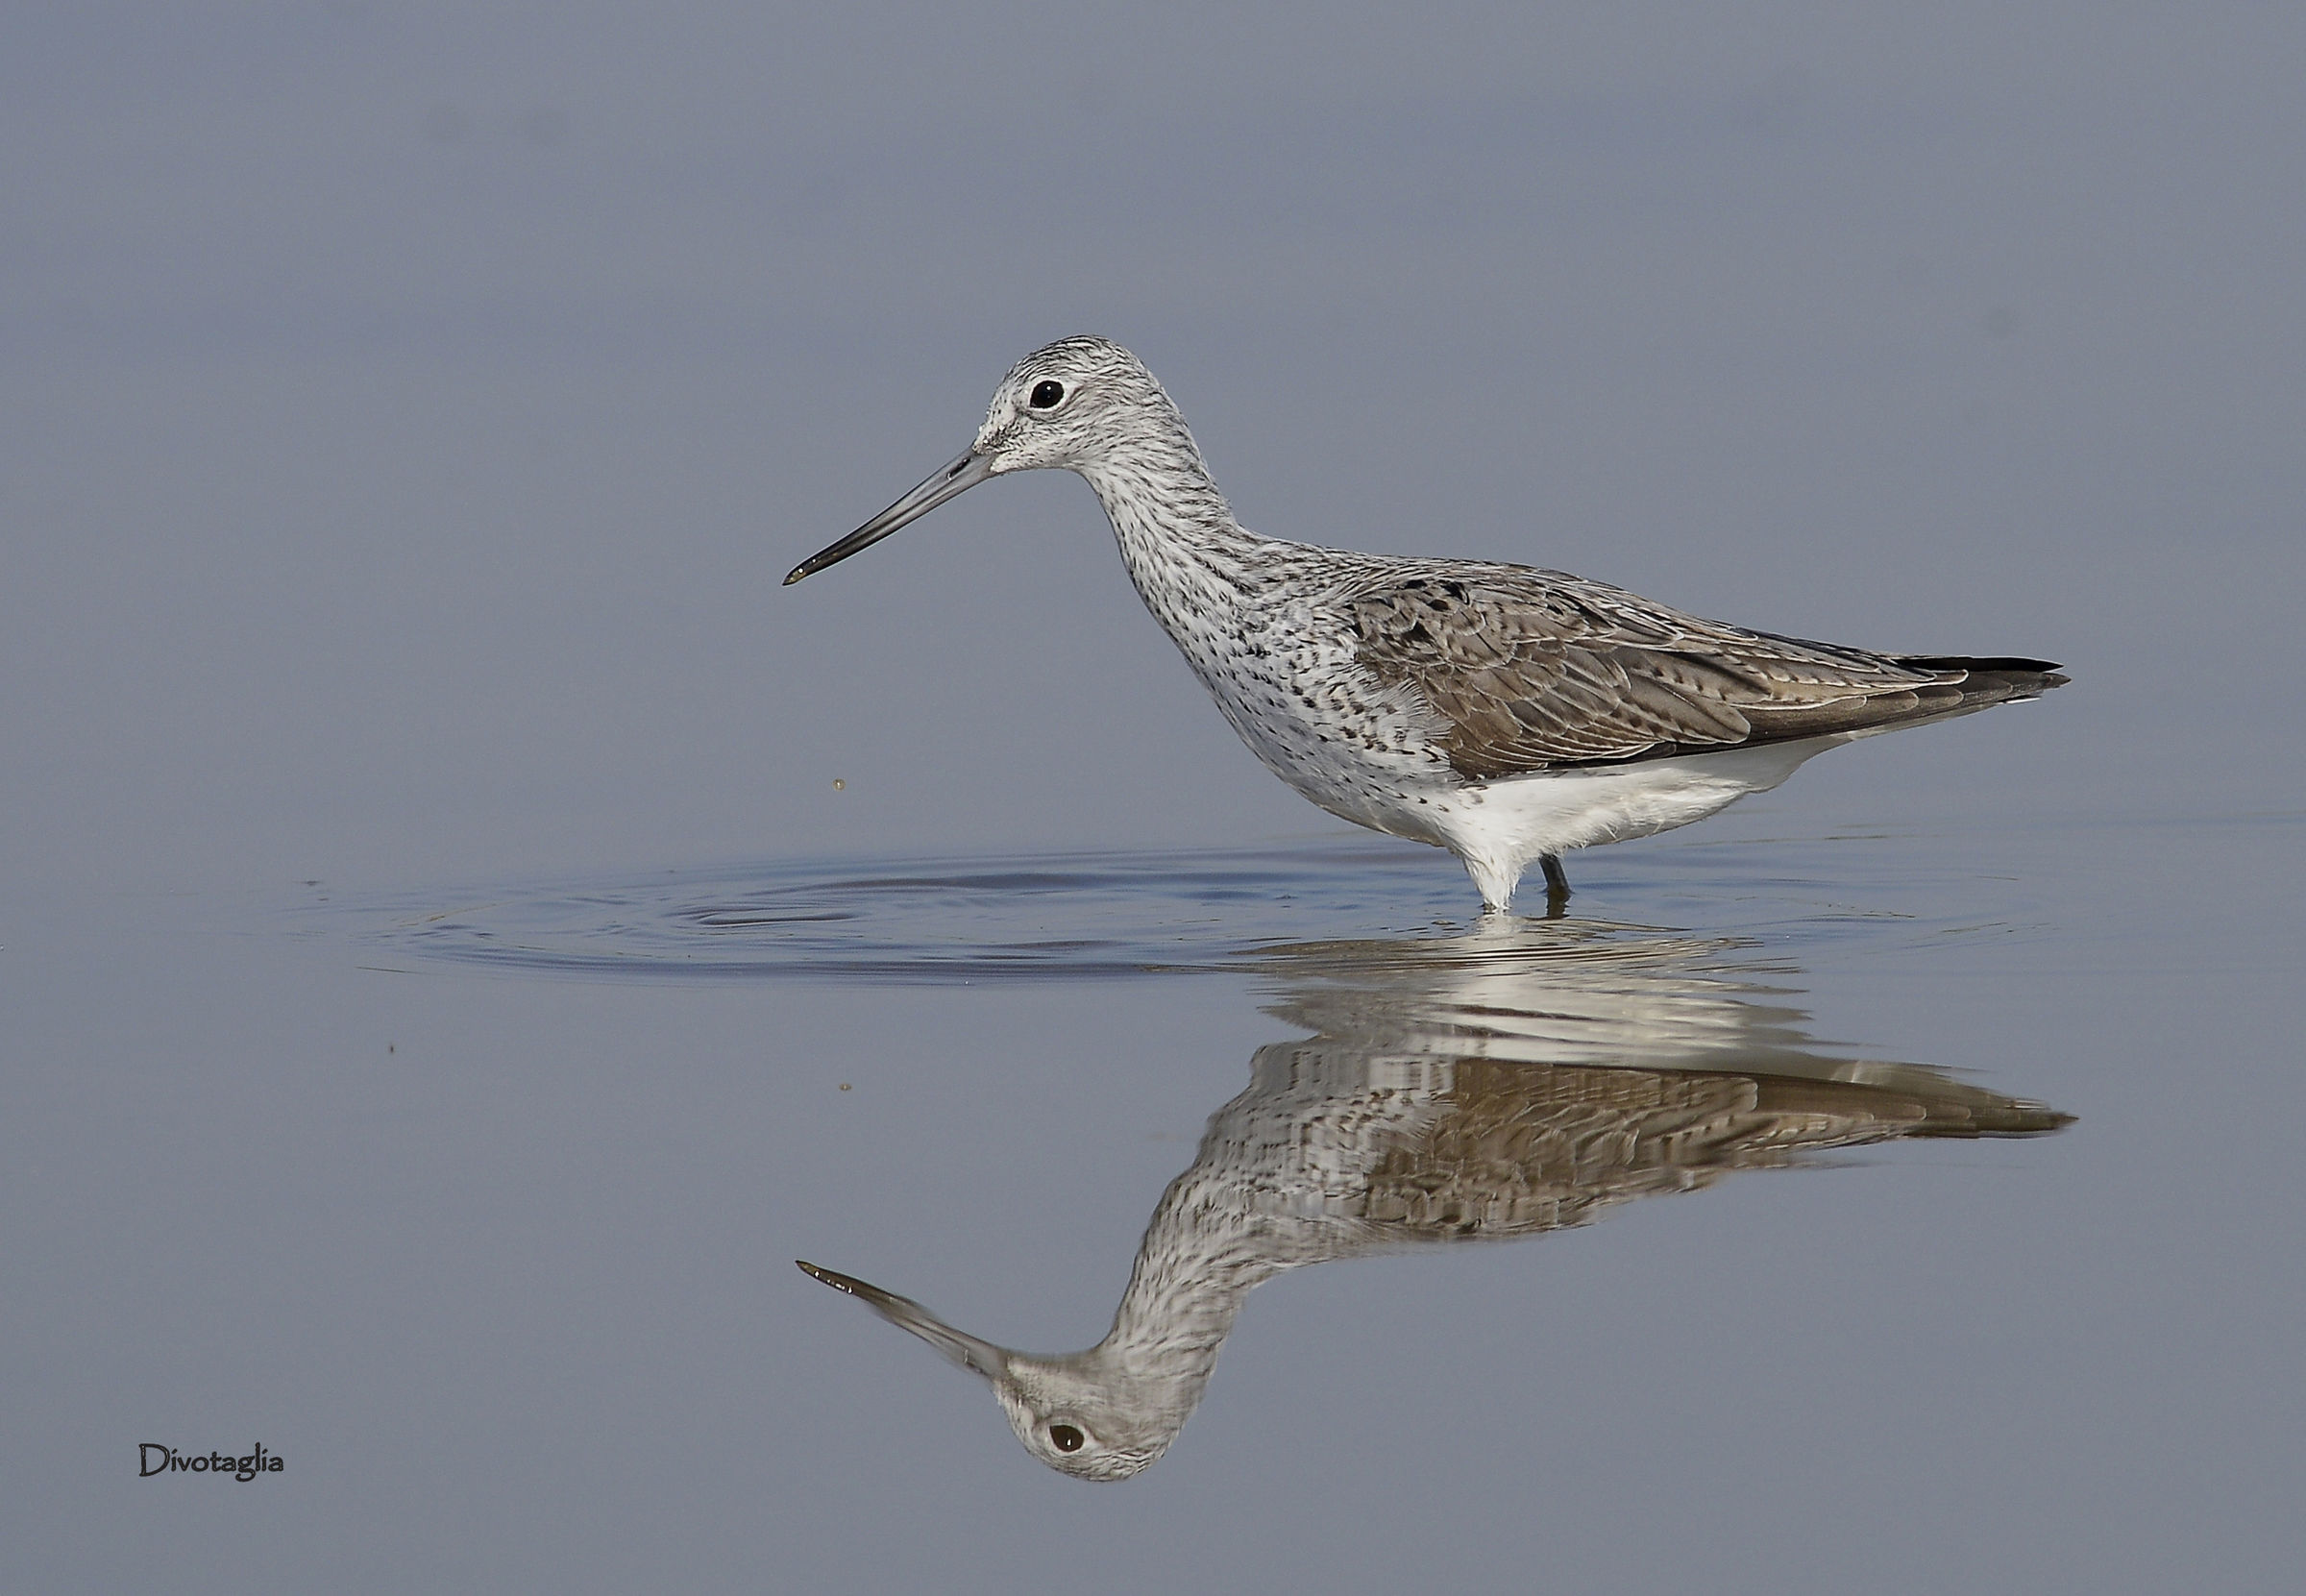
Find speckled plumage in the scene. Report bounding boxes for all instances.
[787,337,2066,908]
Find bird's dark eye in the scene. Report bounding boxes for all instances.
[1048,1423,1084,1452]
[1030,380,1065,409]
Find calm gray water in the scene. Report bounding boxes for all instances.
[13,807,2303,1589]
[8,4,2304,1591]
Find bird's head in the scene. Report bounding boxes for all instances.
[783,337,1190,585]
[797,1259,1189,1482]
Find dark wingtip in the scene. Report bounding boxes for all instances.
[1892,654,2071,700]
[1898,654,2065,675]
[782,566,808,587]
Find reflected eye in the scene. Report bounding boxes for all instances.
[1029,380,1066,409]
[1048,1423,1085,1453]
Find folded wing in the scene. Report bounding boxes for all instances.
[1346,567,2065,778]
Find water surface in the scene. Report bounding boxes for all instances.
[14,808,2303,1593]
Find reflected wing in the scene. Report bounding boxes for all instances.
[1357,1060,2070,1236]
[1345,567,2064,777]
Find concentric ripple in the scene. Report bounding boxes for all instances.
[341,840,1487,983]
[326,830,2032,986]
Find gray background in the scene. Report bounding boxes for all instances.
[6,4,2302,1591]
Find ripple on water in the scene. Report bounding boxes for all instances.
[330,831,2041,986]
[340,842,1459,983]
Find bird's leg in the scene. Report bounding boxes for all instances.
[1539,852,1571,917]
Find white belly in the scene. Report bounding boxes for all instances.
[1419,735,1853,908]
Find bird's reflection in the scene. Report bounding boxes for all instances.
[800,920,2069,1482]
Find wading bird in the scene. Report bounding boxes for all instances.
[787,339,2064,910]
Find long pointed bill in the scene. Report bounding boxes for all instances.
[784,448,995,585]
[796,1260,1011,1381]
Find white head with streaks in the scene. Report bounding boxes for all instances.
[784,337,1218,585]
[795,1260,1206,1482]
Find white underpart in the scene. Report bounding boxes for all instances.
[1423,735,1852,909]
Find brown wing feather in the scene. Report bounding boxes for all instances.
[1355,1059,2068,1236]
[1346,568,2061,778]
